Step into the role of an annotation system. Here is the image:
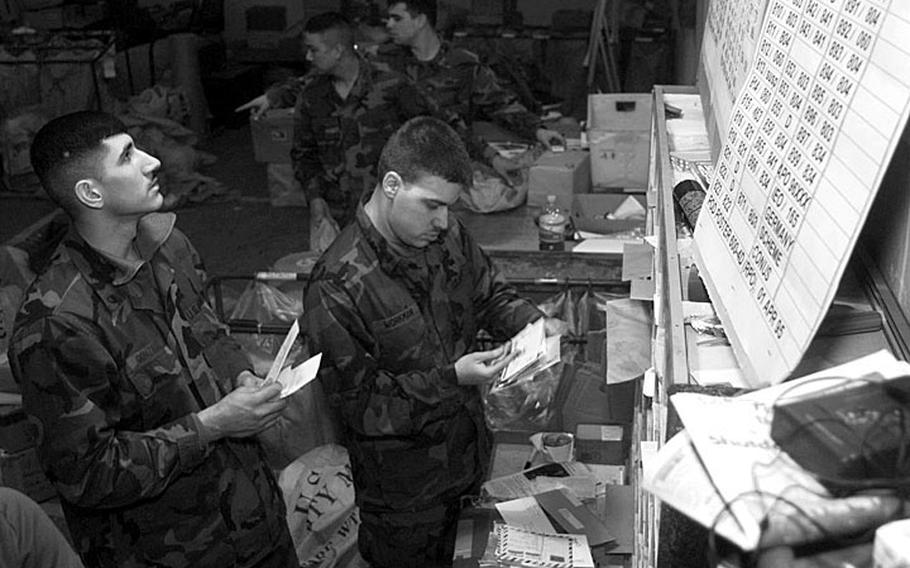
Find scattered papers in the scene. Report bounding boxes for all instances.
[482,462,600,501]
[496,496,556,533]
[643,351,908,551]
[604,195,646,220]
[492,524,594,568]
[534,489,614,546]
[571,238,626,255]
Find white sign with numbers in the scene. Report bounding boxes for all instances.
[695,0,910,386]
[701,0,770,142]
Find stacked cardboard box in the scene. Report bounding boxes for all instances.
[527,149,591,211]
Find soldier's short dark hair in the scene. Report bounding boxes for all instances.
[395,0,437,28]
[304,11,355,51]
[378,116,472,189]
[30,111,127,216]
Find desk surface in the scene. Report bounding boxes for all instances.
[456,206,627,287]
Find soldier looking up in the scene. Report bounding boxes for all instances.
[8,111,296,568]
[300,116,568,567]
[379,0,565,182]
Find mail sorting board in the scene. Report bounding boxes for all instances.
[695,0,910,387]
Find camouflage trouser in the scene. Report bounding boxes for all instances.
[358,502,461,568]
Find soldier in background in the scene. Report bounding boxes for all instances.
[301,117,567,567]
[379,0,565,181]
[8,111,296,567]
[239,12,434,230]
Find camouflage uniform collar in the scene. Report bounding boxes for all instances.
[355,203,403,274]
[350,53,379,98]
[354,204,445,279]
[421,40,474,67]
[312,53,379,100]
[67,212,176,288]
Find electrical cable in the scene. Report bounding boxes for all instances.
[697,373,910,565]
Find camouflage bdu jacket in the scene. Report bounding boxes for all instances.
[9,213,292,568]
[376,41,542,153]
[301,206,543,514]
[291,57,433,227]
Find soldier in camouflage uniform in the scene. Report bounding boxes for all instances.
[379,0,565,181]
[8,111,297,568]
[301,116,566,567]
[289,12,434,229]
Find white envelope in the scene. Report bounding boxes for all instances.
[274,352,322,398]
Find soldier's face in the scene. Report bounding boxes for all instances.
[303,32,340,73]
[386,173,460,248]
[386,3,423,46]
[90,134,163,218]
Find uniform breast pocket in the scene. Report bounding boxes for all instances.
[125,346,181,399]
[373,305,426,372]
[313,118,342,146]
[427,77,463,109]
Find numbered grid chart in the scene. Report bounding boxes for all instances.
[694,0,910,386]
[701,0,769,142]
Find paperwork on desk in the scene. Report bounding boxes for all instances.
[642,350,908,551]
[483,461,619,502]
[495,489,614,548]
[492,524,595,568]
[572,195,646,254]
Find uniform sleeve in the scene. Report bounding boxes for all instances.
[182,233,252,388]
[265,76,305,108]
[302,278,466,439]
[9,317,210,510]
[395,73,438,121]
[470,62,541,141]
[291,97,329,204]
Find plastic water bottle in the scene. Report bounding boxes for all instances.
[538,195,568,251]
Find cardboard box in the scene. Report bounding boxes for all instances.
[587,94,652,190]
[223,0,306,49]
[574,423,628,465]
[571,193,647,235]
[527,149,591,210]
[0,447,55,502]
[250,108,294,163]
